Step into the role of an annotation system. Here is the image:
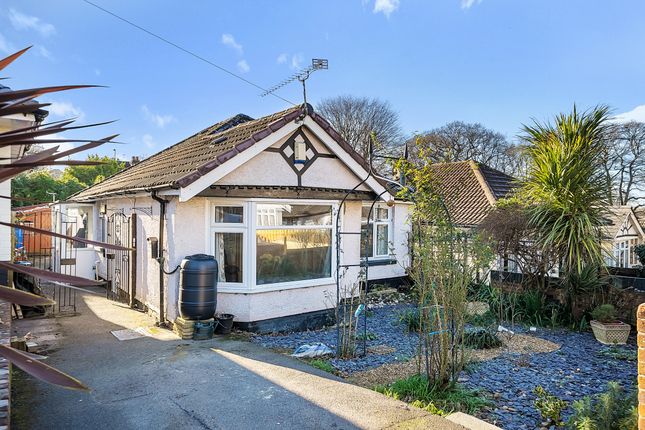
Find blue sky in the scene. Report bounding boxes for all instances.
[2,0,645,161]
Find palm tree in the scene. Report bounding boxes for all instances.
[521,105,611,276]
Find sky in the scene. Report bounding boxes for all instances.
[2,0,645,161]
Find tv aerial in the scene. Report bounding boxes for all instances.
[261,58,328,114]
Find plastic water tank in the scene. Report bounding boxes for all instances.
[178,254,218,320]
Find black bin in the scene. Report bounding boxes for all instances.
[178,254,218,320]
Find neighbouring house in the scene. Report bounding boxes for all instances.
[0,84,47,284]
[428,160,516,229]
[63,104,411,332]
[602,206,645,269]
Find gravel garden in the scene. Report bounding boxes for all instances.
[252,290,637,430]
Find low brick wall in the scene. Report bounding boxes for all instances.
[0,302,10,429]
[638,304,645,429]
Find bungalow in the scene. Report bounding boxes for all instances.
[65,104,411,332]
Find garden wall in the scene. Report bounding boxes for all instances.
[638,304,645,429]
[491,270,645,325]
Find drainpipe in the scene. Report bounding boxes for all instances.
[151,191,168,324]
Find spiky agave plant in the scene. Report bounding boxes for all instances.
[521,106,611,276]
[0,47,126,391]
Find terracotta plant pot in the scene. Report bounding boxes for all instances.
[590,320,631,345]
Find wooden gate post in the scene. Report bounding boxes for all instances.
[638,303,645,429]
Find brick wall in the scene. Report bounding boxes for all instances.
[0,302,9,429]
[638,304,645,430]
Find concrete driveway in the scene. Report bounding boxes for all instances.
[12,289,465,430]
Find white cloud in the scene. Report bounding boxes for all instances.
[237,59,250,73]
[290,53,304,70]
[47,101,85,120]
[373,0,400,17]
[613,105,645,123]
[142,134,155,149]
[8,9,56,37]
[36,133,75,153]
[0,33,15,54]
[461,0,483,9]
[36,45,54,61]
[221,33,243,55]
[141,105,175,128]
[276,53,288,64]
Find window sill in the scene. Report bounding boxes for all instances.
[362,257,397,267]
[217,277,335,294]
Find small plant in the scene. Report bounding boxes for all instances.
[356,331,378,341]
[597,346,637,362]
[462,329,503,350]
[533,385,567,427]
[308,359,335,374]
[374,374,490,414]
[567,382,637,430]
[399,308,421,333]
[591,304,617,323]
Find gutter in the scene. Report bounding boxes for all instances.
[151,191,169,324]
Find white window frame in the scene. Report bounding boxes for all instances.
[207,199,248,292]
[252,200,336,291]
[361,203,393,260]
[207,198,337,293]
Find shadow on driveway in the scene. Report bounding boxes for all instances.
[12,289,463,430]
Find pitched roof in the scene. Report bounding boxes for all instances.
[601,206,645,240]
[70,104,378,202]
[71,106,304,201]
[430,160,516,227]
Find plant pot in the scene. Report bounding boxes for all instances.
[590,320,631,345]
[215,314,235,335]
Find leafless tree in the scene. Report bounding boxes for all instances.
[316,95,403,163]
[601,121,645,207]
[409,121,524,176]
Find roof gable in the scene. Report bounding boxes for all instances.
[71,105,391,202]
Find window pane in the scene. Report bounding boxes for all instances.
[214,206,243,223]
[214,232,243,282]
[360,224,373,258]
[256,229,331,284]
[362,205,389,222]
[65,206,92,247]
[376,224,389,255]
[257,204,331,227]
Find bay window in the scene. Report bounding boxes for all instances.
[361,204,391,258]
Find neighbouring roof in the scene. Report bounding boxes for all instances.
[70,104,374,201]
[429,160,516,227]
[601,206,644,240]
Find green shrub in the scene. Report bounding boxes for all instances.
[356,332,378,341]
[591,304,617,323]
[534,385,568,426]
[308,359,335,374]
[597,346,637,362]
[634,244,645,266]
[374,374,490,414]
[399,308,421,333]
[567,382,637,430]
[462,329,503,350]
